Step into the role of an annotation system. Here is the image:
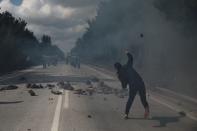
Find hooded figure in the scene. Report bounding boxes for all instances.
[114,52,149,119]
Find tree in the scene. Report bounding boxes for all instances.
[0,11,65,74]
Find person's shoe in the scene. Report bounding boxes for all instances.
[124,114,129,120]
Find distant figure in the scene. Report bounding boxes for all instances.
[76,56,80,69]
[114,52,149,119]
[43,63,46,69]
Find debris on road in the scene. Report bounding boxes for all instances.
[87,115,92,118]
[72,81,128,98]
[49,97,54,101]
[115,89,128,98]
[51,88,63,95]
[28,90,36,96]
[26,83,44,89]
[95,81,128,98]
[96,81,113,94]
[0,85,18,91]
[73,83,95,96]
[47,84,55,89]
[26,83,31,88]
[57,81,74,90]
[86,85,95,96]
[74,89,87,95]
[179,111,186,117]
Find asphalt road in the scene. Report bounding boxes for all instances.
[0,64,196,131]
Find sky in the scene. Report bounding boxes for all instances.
[0,0,102,53]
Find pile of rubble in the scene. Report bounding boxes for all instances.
[23,78,128,98]
[74,89,88,95]
[47,84,55,89]
[57,81,74,90]
[28,89,37,96]
[50,81,75,95]
[51,88,63,95]
[95,81,128,98]
[73,80,95,96]
[71,79,128,98]
[96,81,114,94]
[74,87,95,96]
[26,83,44,89]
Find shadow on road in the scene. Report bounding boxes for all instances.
[128,115,185,127]
[0,101,24,104]
[151,115,185,127]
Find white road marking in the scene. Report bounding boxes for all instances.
[51,93,63,131]
[64,90,69,109]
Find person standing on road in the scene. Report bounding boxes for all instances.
[114,52,149,119]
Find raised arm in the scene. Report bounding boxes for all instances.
[126,52,133,68]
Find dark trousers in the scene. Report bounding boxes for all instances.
[125,86,149,115]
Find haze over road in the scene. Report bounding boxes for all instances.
[0,64,196,131]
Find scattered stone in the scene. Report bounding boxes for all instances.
[0,85,18,91]
[178,111,186,117]
[74,89,87,95]
[87,115,92,118]
[7,85,18,90]
[26,83,32,88]
[103,97,107,101]
[97,82,113,94]
[72,81,128,99]
[49,98,54,101]
[47,84,55,89]
[51,88,63,95]
[86,85,95,96]
[28,90,36,96]
[57,81,74,90]
[32,84,43,89]
[26,83,44,89]
[95,81,129,98]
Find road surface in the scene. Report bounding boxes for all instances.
[0,64,196,131]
